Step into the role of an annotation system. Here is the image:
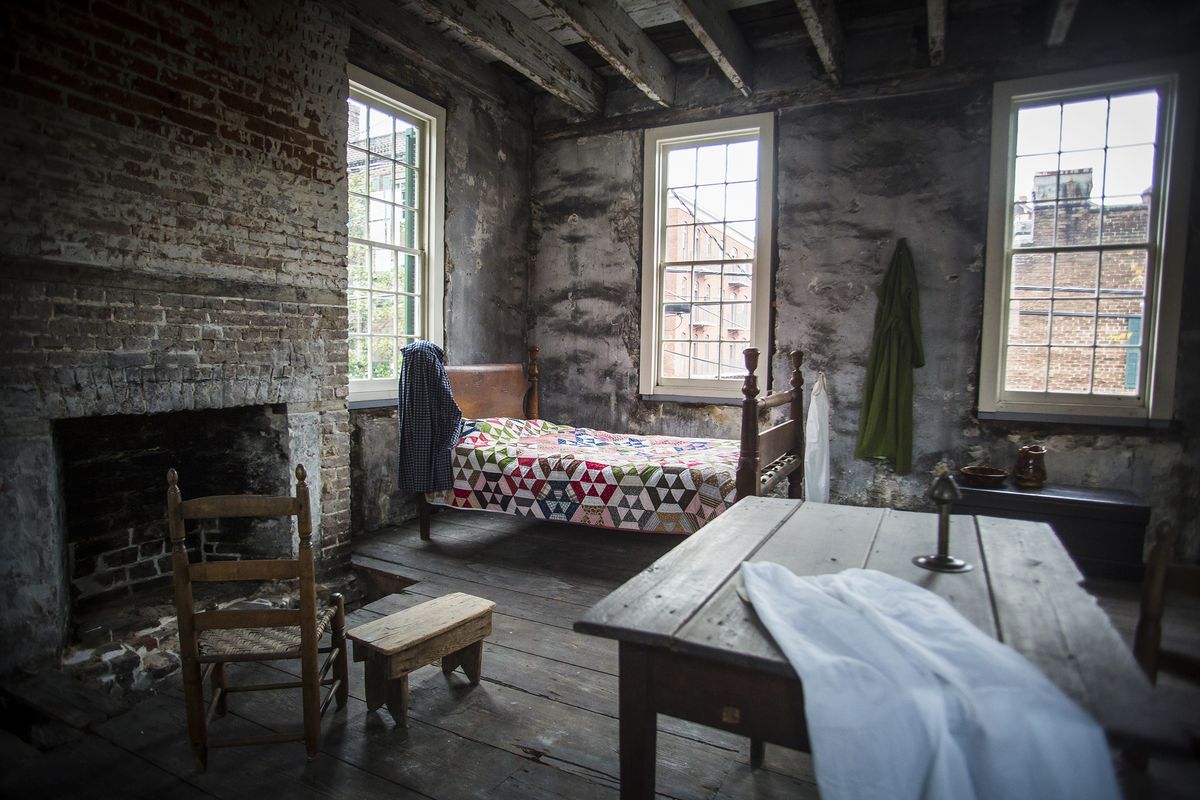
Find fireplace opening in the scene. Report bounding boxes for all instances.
[55,404,294,632]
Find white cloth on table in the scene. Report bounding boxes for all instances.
[739,563,1120,800]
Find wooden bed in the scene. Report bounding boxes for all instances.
[418,346,804,539]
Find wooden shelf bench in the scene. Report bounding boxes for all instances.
[346,592,495,724]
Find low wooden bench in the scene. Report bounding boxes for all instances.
[346,592,495,724]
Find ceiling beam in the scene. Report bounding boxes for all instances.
[792,0,844,85]
[926,0,946,66]
[409,0,605,116]
[669,0,754,98]
[541,0,676,107]
[1046,0,1080,46]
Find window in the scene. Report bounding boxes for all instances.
[639,114,774,401]
[980,61,1196,423]
[346,66,445,403]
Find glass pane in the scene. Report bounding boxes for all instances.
[1060,98,1107,151]
[666,187,695,224]
[1048,346,1093,393]
[1103,145,1155,197]
[1056,200,1098,246]
[1057,150,1102,199]
[371,337,395,379]
[1005,346,1048,391]
[395,207,417,249]
[371,295,395,335]
[395,118,419,164]
[1097,299,1143,347]
[368,200,392,242]
[694,266,719,300]
[1011,253,1053,297]
[348,243,369,288]
[1107,91,1158,147]
[661,302,690,340]
[348,290,368,334]
[367,107,394,157]
[1099,249,1147,296]
[1016,104,1061,155]
[667,147,696,188]
[663,265,691,301]
[726,140,757,182]
[1020,202,1056,248]
[719,342,744,378]
[1053,251,1098,296]
[661,342,689,379]
[348,99,368,148]
[1092,346,1138,396]
[726,182,756,221]
[347,146,368,195]
[394,165,418,207]
[1007,300,1049,345]
[696,144,725,184]
[399,294,418,337]
[399,253,418,294]
[1050,298,1096,345]
[349,335,368,380]
[691,302,721,332]
[720,302,750,337]
[722,267,752,300]
[372,247,395,290]
[369,154,392,201]
[348,194,367,240]
[691,341,718,377]
[694,224,724,260]
[1014,154,1059,201]
[726,220,755,251]
[696,184,724,221]
[1101,197,1151,244]
[664,226,692,264]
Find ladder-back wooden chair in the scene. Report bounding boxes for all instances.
[167,465,349,770]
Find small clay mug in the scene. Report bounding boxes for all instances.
[1013,444,1047,489]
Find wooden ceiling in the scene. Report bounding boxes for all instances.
[390,0,1077,115]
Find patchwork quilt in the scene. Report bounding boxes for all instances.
[426,418,740,534]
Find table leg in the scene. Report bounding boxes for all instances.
[364,657,385,713]
[619,643,656,800]
[385,674,409,725]
[750,738,764,769]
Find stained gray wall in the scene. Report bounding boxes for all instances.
[529,6,1200,558]
[346,29,534,533]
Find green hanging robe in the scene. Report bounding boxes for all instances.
[855,238,925,475]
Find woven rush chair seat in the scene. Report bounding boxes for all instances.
[198,606,337,661]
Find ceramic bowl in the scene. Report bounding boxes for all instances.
[958,465,1009,489]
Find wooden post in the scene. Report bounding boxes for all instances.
[168,469,207,771]
[527,345,541,419]
[418,493,431,541]
[736,348,761,500]
[788,350,805,499]
[618,642,657,799]
[331,592,349,709]
[295,465,322,759]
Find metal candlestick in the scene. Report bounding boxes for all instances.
[912,473,974,573]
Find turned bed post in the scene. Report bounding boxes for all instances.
[736,348,761,500]
[527,345,540,419]
[788,350,805,499]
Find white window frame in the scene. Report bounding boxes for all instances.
[639,113,775,402]
[347,65,446,404]
[979,59,1197,424]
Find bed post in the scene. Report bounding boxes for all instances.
[788,349,805,499]
[527,345,540,420]
[736,348,761,500]
[417,493,431,540]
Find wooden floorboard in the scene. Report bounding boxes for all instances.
[39,507,1200,798]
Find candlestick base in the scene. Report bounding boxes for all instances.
[912,554,974,573]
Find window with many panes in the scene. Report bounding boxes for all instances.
[980,61,1196,423]
[639,114,774,401]
[346,67,445,403]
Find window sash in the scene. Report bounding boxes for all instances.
[979,60,1196,423]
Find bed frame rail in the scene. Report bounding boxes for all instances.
[735,349,805,500]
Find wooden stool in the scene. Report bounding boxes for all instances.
[346,592,495,724]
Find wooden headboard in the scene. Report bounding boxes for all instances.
[446,346,540,420]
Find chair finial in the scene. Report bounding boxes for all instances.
[295,464,307,482]
[167,468,178,486]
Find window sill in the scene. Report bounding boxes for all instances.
[976,410,1169,429]
[348,397,397,410]
[640,393,742,407]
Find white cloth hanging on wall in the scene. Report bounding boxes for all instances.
[804,372,830,502]
[740,563,1120,800]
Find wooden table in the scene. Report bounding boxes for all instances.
[575,497,1187,799]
